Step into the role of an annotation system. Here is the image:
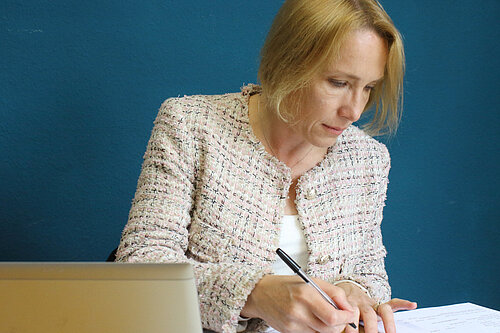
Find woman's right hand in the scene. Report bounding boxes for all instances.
[241,275,358,333]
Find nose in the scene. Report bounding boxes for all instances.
[338,89,366,122]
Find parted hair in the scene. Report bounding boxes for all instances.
[258,0,405,135]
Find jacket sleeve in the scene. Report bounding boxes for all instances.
[335,145,392,304]
[116,98,270,333]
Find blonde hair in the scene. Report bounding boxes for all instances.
[258,0,405,136]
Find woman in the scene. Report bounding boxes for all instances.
[116,0,417,332]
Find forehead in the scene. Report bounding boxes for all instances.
[324,29,388,81]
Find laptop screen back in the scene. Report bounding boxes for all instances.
[0,262,203,333]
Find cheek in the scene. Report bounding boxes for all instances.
[300,87,337,121]
[317,97,340,117]
[302,98,328,122]
[311,94,331,112]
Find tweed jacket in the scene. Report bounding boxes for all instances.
[116,85,392,333]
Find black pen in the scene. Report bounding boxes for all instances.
[276,248,357,329]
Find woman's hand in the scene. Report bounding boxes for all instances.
[241,275,358,333]
[335,282,417,333]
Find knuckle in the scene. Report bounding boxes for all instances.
[378,303,391,313]
[286,303,301,319]
[361,306,378,320]
[333,285,346,298]
[294,285,310,300]
[323,310,339,326]
[360,303,373,312]
[323,325,339,333]
[281,321,301,333]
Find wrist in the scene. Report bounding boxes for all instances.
[240,305,254,319]
[241,274,271,319]
[334,279,372,298]
[241,296,258,319]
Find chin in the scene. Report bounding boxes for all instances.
[327,138,338,147]
[313,137,337,148]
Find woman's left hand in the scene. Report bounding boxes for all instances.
[335,282,417,333]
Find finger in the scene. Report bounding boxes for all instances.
[314,279,355,312]
[344,323,358,333]
[387,298,418,312]
[302,310,336,333]
[377,303,396,333]
[277,320,316,333]
[274,306,317,333]
[344,307,361,333]
[309,298,357,329]
[288,283,352,332]
[359,304,378,333]
[296,307,349,333]
[308,282,357,326]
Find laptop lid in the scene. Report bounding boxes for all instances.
[0,262,203,333]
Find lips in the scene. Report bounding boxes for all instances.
[322,124,347,136]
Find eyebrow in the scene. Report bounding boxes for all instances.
[327,71,384,84]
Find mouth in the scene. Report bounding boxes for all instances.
[322,124,347,136]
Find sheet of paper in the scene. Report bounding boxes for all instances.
[377,302,500,333]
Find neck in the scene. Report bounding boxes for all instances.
[249,94,323,171]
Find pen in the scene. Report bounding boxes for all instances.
[276,248,357,329]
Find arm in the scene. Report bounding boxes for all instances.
[334,144,391,304]
[116,98,270,333]
[334,146,416,333]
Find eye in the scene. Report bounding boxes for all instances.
[328,79,347,88]
[364,85,375,92]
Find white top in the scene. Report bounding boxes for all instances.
[272,215,308,275]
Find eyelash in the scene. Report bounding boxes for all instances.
[329,79,347,88]
[328,79,376,91]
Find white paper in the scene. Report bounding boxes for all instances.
[377,302,500,333]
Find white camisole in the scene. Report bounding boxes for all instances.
[272,215,308,275]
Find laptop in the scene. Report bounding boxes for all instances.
[0,262,203,333]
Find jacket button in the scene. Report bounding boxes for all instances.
[318,255,329,264]
[306,189,316,200]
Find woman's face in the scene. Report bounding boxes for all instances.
[293,29,388,147]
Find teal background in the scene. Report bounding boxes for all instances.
[1,1,499,309]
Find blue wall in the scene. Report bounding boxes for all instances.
[1,1,498,310]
